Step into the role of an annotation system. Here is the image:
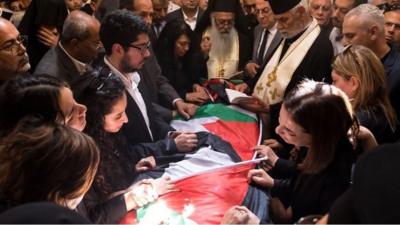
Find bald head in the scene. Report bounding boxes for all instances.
[61,11,101,63]
[0,18,30,81]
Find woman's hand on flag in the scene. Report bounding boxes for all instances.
[154,175,179,196]
[254,145,279,170]
[124,179,158,210]
[263,139,284,152]
[247,169,274,188]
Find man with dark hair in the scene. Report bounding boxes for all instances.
[34,11,101,86]
[120,0,197,122]
[165,0,204,30]
[0,17,30,86]
[99,10,197,146]
[152,0,169,37]
[384,4,400,46]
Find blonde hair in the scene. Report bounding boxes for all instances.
[332,45,397,130]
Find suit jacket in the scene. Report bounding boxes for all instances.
[139,46,181,122]
[96,62,174,146]
[246,25,283,90]
[165,8,204,29]
[34,45,83,87]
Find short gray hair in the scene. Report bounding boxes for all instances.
[60,13,92,45]
[345,4,385,32]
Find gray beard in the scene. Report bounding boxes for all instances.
[209,23,235,61]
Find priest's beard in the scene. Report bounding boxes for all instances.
[209,19,237,61]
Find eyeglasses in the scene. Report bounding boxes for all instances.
[214,18,235,26]
[0,35,28,55]
[126,42,151,56]
[255,7,271,15]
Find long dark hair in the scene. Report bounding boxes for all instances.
[156,19,197,61]
[284,81,358,173]
[79,68,132,198]
[0,74,68,138]
[80,68,126,139]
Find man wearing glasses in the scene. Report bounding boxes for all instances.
[196,0,251,80]
[120,0,198,122]
[98,10,198,147]
[0,17,30,86]
[244,0,282,87]
[34,11,101,87]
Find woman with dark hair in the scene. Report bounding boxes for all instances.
[248,80,356,223]
[332,45,399,143]
[0,74,87,138]
[155,20,209,104]
[79,69,181,224]
[0,116,100,212]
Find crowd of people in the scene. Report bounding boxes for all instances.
[0,0,399,223]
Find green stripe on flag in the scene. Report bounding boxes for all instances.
[175,103,257,123]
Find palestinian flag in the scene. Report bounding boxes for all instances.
[119,104,262,224]
[119,158,265,225]
[171,103,261,161]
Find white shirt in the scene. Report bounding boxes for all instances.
[182,8,199,30]
[257,27,278,61]
[104,57,153,140]
[59,42,89,75]
[329,27,345,56]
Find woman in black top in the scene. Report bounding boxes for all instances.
[331,45,399,144]
[79,69,183,223]
[248,80,356,223]
[155,20,209,105]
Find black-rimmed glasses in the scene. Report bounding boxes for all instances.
[126,42,151,56]
[0,35,28,55]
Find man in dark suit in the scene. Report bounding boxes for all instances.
[244,0,282,90]
[165,0,204,30]
[98,10,198,146]
[120,0,198,122]
[0,18,30,86]
[34,11,101,87]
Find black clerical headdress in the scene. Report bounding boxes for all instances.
[268,0,301,14]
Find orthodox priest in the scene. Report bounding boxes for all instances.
[196,0,252,79]
[243,0,333,137]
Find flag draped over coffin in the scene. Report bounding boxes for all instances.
[119,103,262,224]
